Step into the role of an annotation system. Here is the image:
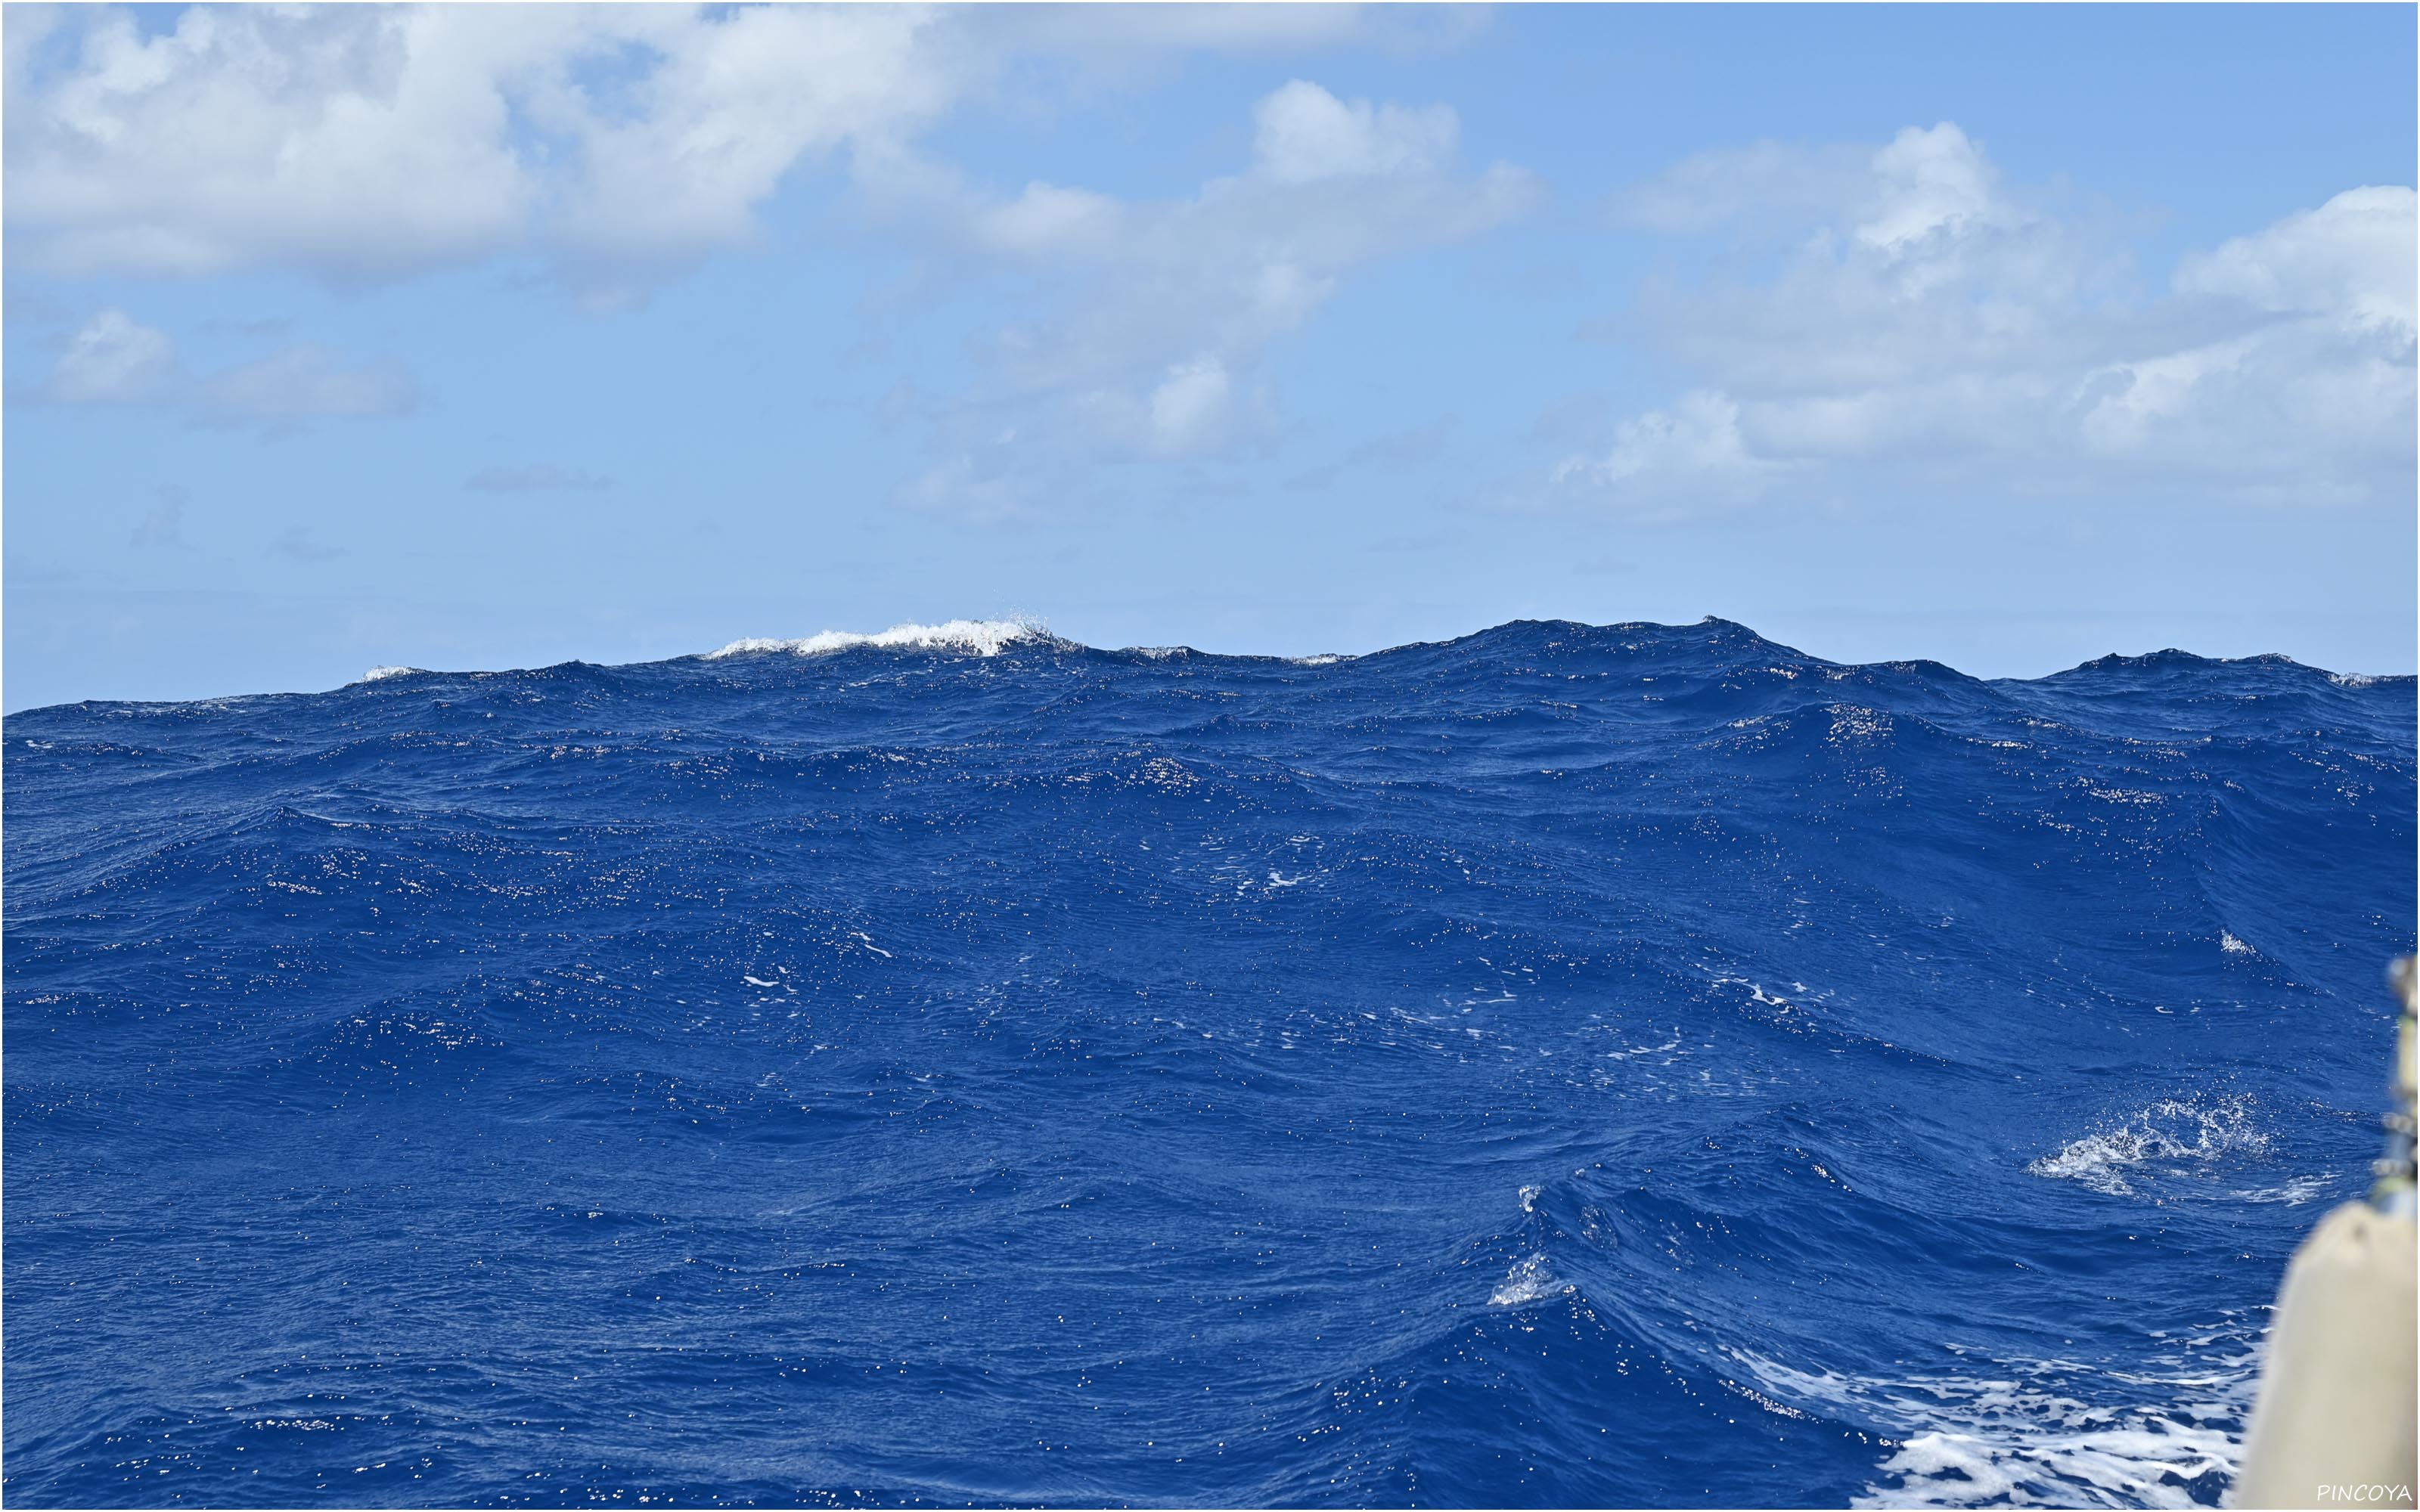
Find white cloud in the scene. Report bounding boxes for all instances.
[35,308,416,427]
[1565,128,2415,507]
[2,4,1450,296]
[1614,139,1869,238]
[4,10,1524,514]
[972,5,1467,59]
[1252,79,1456,184]
[1147,356,1236,456]
[970,157,1530,395]
[974,182,1124,256]
[891,78,1536,516]
[894,451,1046,527]
[197,345,417,423]
[8,6,549,280]
[1613,122,2025,265]
[1854,122,2013,255]
[47,307,175,402]
[5,5,962,298]
[535,6,956,289]
[2175,185,2416,337]
[1553,390,1778,505]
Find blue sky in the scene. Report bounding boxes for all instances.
[5,2,2414,711]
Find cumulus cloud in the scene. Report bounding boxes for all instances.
[1854,122,2016,255]
[46,307,175,403]
[889,78,1536,516]
[1565,124,2414,507]
[33,308,417,428]
[2174,184,2415,336]
[1613,123,2028,262]
[942,82,1531,386]
[2,3,1439,299]
[1146,357,1238,456]
[3,5,959,299]
[4,8,1524,513]
[1553,390,1779,504]
[7,6,551,280]
[1252,78,1457,183]
[973,182,1124,256]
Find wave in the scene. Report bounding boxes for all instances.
[284,615,2420,706]
[1738,1337,2255,1510]
[2026,1098,2274,1198]
[1487,1251,1571,1307]
[702,617,1056,661]
[5,613,2410,1508]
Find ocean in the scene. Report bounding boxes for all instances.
[5,615,2412,1508]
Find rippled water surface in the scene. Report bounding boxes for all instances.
[6,618,2412,1507]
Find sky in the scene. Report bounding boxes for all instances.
[5,2,2415,711]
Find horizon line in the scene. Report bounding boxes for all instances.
[8,613,2412,718]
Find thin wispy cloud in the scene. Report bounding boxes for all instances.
[467,464,616,494]
[883,78,1537,519]
[33,308,417,429]
[130,486,192,550]
[268,525,344,562]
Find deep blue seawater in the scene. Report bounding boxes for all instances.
[5,617,2414,1509]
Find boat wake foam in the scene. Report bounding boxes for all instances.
[1739,1338,2255,1510]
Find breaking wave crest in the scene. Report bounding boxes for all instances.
[1488,1251,1571,1307]
[706,617,1056,659]
[2027,1098,2273,1197]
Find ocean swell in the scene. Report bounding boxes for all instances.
[5,616,2411,1508]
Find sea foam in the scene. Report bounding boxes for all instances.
[1740,1343,2254,1510]
[2026,1098,2270,1197]
[706,618,1049,660]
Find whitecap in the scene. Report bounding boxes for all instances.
[706,618,1049,660]
[358,665,423,683]
[1488,1252,1570,1306]
[2026,1097,2269,1197]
